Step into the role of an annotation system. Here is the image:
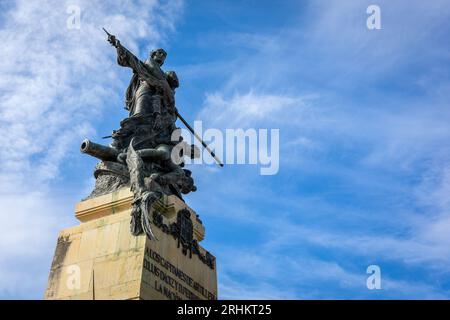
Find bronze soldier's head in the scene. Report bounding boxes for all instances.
[150,48,167,66]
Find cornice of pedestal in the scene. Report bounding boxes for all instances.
[75,188,133,223]
[74,187,205,242]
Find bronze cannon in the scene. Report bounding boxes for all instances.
[80,139,119,162]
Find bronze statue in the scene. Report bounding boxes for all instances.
[80,29,219,239]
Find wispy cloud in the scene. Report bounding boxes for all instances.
[189,0,450,299]
[0,0,183,298]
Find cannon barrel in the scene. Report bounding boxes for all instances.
[80,139,119,162]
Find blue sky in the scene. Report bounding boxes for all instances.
[1,0,450,299]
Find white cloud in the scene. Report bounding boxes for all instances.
[0,0,183,298]
[198,90,312,128]
[200,0,450,299]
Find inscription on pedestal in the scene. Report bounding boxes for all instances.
[143,248,216,300]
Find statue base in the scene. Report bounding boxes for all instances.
[44,188,217,300]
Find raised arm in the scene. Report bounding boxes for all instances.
[116,42,145,73]
[104,28,161,88]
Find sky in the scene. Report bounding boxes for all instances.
[1,0,450,299]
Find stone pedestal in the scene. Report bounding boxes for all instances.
[44,188,217,300]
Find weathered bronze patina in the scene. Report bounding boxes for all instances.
[81,29,205,240]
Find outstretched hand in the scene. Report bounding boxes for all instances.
[107,35,118,47]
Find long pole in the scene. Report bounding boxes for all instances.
[176,110,224,167]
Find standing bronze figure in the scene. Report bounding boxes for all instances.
[80,29,216,239]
